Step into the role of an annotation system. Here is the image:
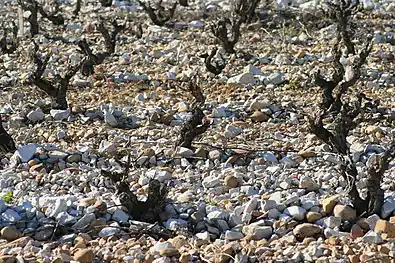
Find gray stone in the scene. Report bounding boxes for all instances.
[362,230,383,244]
[56,212,77,225]
[381,197,395,218]
[243,222,273,240]
[45,198,67,218]
[112,209,129,223]
[225,230,244,241]
[207,210,229,221]
[98,227,120,237]
[1,209,21,223]
[227,73,256,85]
[164,218,188,231]
[284,206,306,221]
[27,109,45,122]
[72,213,96,229]
[104,110,118,127]
[16,144,37,162]
[50,109,71,120]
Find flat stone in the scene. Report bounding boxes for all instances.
[111,209,129,223]
[1,209,21,223]
[73,249,95,263]
[306,212,322,223]
[299,175,320,191]
[333,205,356,221]
[27,109,45,122]
[242,223,273,240]
[225,230,244,241]
[50,109,71,120]
[227,72,256,85]
[16,144,37,162]
[381,197,395,218]
[284,206,306,221]
[362,230,383,244]
[293,223,322,239]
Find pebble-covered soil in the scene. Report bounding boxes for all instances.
[0,0,395,262]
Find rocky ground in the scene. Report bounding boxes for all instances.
[0,0,395,262]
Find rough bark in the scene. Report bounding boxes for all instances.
[177,81,210,148]
[200,47,226,75]
[0,22,18,54]
[137,0,177,26]
[210,18,242,54]
[103,152,168,223]
[30,42,81,109]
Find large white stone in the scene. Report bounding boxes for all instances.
[227,73,256,85]
[50,109,71,120]
[284,206,306,221]
[16,143,37,162]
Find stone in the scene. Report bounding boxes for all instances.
[224,175,238,188]
[242,223,273,240]
[284,206,306,221]
[225,230,244,241]
[112,209,129,223]
[299,175,320,191]
[227,73,256,85]
[1,209,21,223]
[306,212,322,223]
[293,223,322,239]
[176,147,194,157]
[160,248,180,257]
[251,111,270,122]
[50,109,71,120]
[1,226,21,241]
[73,249,95,263]
[224,125,242,139]
[350,224,365,239]
[249,98,270,111]
[72,213,96,229]
[103,110,118,127]
[375,220,395,238]
[323,216,342,229]
[366,214,381,230]
[267,72,285,85]
[333,205,356,221]
[98,227,120,237]
[15,143,37,162]
[381,197,395,218]
[322,196,338,214]
[27,109,45,122]
[99,140,117,154]
[45,198,67,218]
[362,230,383,244]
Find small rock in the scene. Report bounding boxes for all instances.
[225,230,244,241]
[333,205,356,221]
[73,249,95,263]
[293,223,322,239]
[242,223,273,240]
[1,209,21,223]
[251,111,270,122]
[299,175,320,191]
[227,73,256,85]
[362,230,383,244]
[224,175,239,188]
[1,226,21,241]
[322,196,338,214]
[381,197,395,218]
[374,219,395,238]
[50,109,71,120]
[27,109,45,122]
[16,144,37,162]
[306,212,322,223]
[111,209,129,223]
[103,110,118,127]
[284,206,306,221]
